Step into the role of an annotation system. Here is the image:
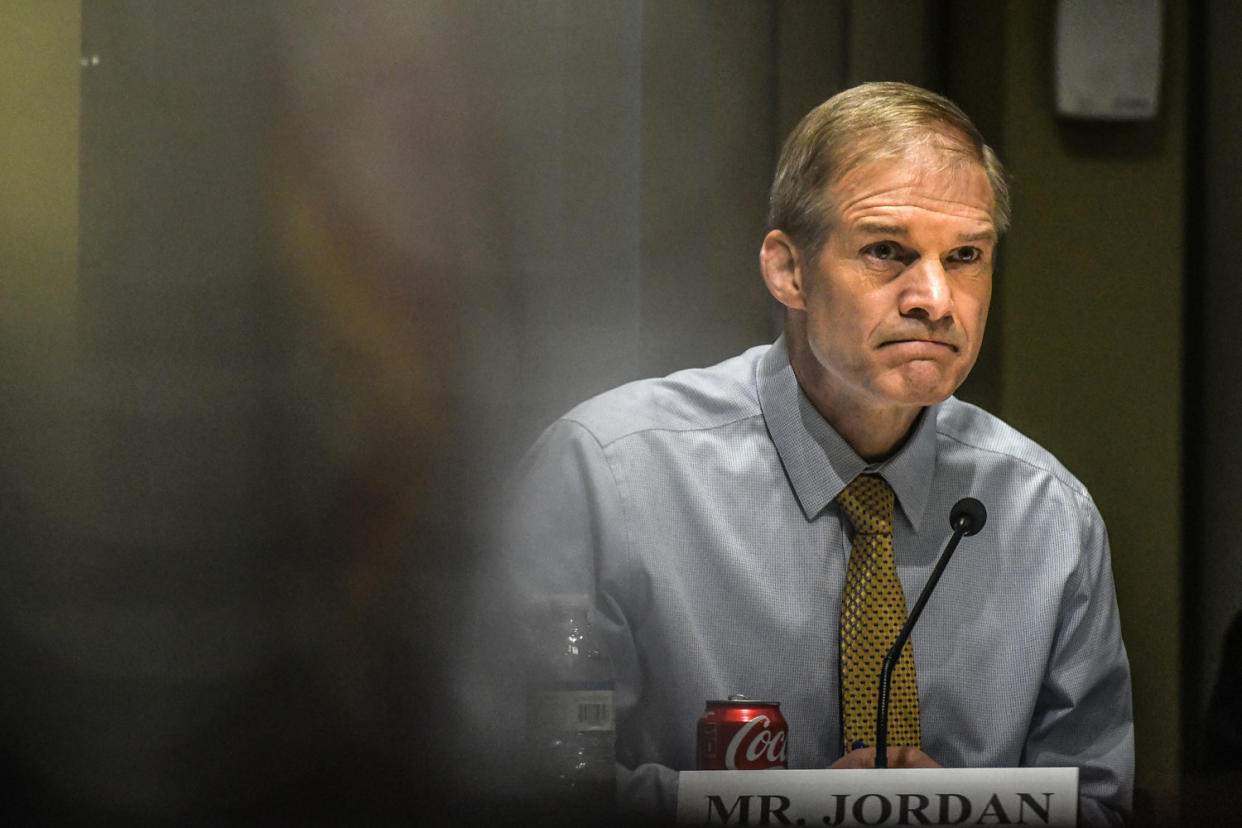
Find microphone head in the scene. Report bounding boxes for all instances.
[950,497,987,536]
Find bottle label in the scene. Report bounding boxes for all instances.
[534,682,616,732]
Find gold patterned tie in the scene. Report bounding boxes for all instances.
[837,474,921,753]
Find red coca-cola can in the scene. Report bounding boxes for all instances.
[696,695,788,770]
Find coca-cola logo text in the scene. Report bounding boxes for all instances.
[724,714,788,770]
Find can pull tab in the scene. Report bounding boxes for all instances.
[727,694,750,701]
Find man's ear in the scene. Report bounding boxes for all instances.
[759,230,807,311]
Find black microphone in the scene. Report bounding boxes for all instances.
[873,497,987,768]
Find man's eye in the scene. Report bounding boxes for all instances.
[952,246,982,264]
[864,242,899,260]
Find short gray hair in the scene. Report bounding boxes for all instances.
[767,82,1010,260]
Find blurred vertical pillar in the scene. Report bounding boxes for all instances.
[5,0,300,819]
[4,1,410,821]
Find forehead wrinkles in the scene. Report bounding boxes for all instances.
[843,187,994,223]
[834,155,995,225]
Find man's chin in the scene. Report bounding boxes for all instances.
[886,365,962,406]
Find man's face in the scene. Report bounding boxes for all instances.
[796,144,996,420]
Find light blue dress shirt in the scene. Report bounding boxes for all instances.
[505,337,1133,826]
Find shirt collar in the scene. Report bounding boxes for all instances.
[756,335,938,532]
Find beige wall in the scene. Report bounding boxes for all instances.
[0,1,81,497]
[951,0,1186,815]
[1,2,78,340]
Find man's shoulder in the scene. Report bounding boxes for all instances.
[559,344,769,447]
[936,397,1091,501]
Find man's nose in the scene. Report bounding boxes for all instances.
[898,257,953,321]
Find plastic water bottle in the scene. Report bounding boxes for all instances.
[529,594,616,820]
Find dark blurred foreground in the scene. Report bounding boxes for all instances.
[1,3,507,824]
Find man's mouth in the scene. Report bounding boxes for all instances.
[881,338,959,353]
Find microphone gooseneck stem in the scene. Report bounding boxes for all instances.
[873,522,970,769]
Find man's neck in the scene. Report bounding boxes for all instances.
[804,384,922,462]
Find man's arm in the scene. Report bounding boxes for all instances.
[1022,495,1134,827]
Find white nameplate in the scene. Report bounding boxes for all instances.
[677,767,1078,827]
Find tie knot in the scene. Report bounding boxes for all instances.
[836,474,894,535]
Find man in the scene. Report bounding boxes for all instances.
[503,82,1133,825]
